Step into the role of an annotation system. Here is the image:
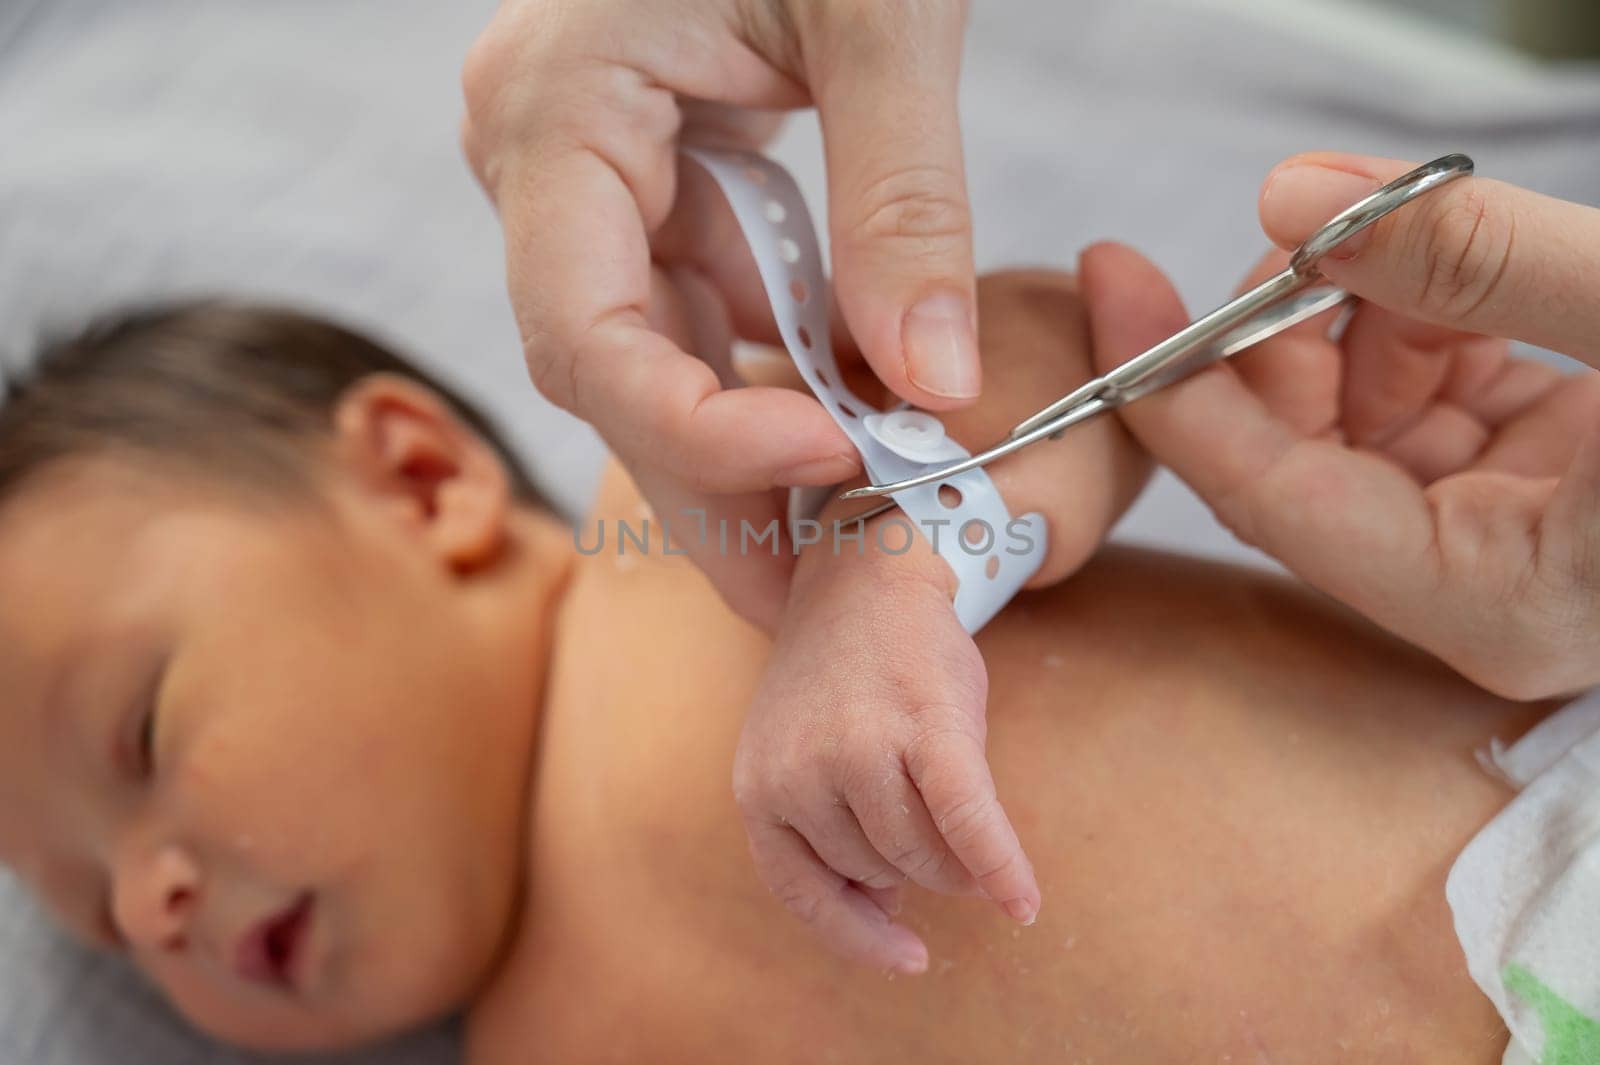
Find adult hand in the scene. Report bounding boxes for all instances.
[1079,152,1600,700]
[461,0,981,629]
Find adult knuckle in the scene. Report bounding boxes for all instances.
[523,340,577,411]
[459,31,506,119]
[463,2,588,142]
[1405,188,1517,323]
[634,350,720,483]
[1471,649,1555,702]
[850,164,972,248]
[791,0,882,54]
[460,6,531,122]
[681,418,722,492]
[1489,589,1591,699]
[457,114,486,182]
[1447,594,1557,702]
[801,0,966,68]
[1219,438,1341,556]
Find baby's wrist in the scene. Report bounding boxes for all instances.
[790,491,959,606]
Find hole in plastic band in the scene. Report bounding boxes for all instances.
[790,278,809,304]
[764,200,787,224]
[937,484,962,509]
[797,325,813,349]
[778,238,801,264]
[985,555,1000,579]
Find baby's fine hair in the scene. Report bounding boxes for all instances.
[0,301,555,512]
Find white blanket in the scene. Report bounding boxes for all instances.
[2,0,1598,1061]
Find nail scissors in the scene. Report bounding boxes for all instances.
[840,153,1475,501]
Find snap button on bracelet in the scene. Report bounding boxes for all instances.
[879,411,945,451]
[862,410,965,463]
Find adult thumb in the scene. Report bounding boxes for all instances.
[1259,152,1600,368]
[806,1,979,409]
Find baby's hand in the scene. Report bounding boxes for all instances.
[731,525,1038,973]
[731,269,1170,970]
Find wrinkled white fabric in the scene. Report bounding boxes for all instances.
[1449,690,1600,1065]
[2,1,1598,1062]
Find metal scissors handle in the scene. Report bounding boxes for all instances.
[841,153,1475,501]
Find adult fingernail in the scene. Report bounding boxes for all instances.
[776,452,859,485]
[1003,898,1038,926]
[903,291,980,399]
[1262,165,1383,258]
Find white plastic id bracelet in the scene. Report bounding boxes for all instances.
[685,147,1047,633]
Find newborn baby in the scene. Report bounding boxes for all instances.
[0,273,1554,1062]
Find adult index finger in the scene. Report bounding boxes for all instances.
[499,144,859,490]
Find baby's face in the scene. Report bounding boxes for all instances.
[0,456,544,1049]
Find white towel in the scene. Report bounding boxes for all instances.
[1448,690,1600,1065]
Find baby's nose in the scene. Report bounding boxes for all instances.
[112,845,201,953]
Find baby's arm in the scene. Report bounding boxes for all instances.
[734,268,1182,971]
[851,268,1156,583]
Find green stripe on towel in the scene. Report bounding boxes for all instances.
[1504,963,1600,1065]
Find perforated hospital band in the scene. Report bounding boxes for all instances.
[684,148,1047,633]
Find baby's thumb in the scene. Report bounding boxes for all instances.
[1259,152,1600,368]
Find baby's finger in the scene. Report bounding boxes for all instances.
[845,765,981,898]
[744,816,930,974]
[860,883,904,918]
[904,723,1039,925]
[791,802,907,892]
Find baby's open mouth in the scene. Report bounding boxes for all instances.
[235,892,315,991]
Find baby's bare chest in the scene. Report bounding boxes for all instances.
[469,509,1520,1063]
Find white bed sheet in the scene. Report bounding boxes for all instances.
[1,1,1597,1061]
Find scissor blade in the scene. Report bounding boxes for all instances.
[837,394,1115,500]
[1116,284,1350,403]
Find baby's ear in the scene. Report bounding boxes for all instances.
[331,374,509,571]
